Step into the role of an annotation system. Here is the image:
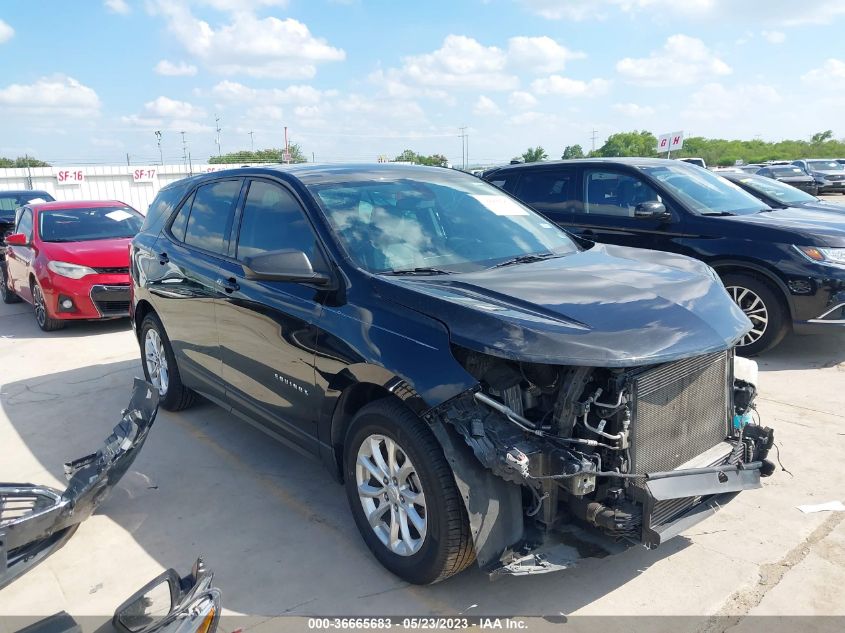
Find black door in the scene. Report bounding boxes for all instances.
[568,167,676,251]
[147,178,244,399]
[215,178,328,453]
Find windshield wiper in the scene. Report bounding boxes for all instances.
[491,252,560,269]
[384,267,454,276]
[700,211,736,216]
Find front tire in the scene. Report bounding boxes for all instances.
[722,273,788,355]
[343,398,475,584]
[140,313,196,411]
[1,264,21,304]
[31,281,65,331]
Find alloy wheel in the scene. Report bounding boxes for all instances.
[355,434,427,556]
[144,328,170,396]
[32,284,47,327]
[726,285,769,347]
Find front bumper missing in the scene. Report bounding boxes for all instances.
[0,379,159,589]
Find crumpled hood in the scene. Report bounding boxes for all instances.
[720,207,845,247]
[375,244,751,367]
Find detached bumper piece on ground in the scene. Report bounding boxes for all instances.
[0,378,159,589]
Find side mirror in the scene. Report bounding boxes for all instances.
[5,233,27,246]
[634,201,670,220]
[113,569,180,633]
[241,249,330,285]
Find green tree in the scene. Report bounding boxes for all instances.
[392,150,448,167]
[0,156,50,168]
[561,144,584,160]
[209,144,307,164]
[596,131,657,157]
[811,130,834,144]
[520,146,548,163]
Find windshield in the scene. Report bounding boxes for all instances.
[38,206,143,242]
[737,176,816,205]
[808,160,844,171]
[308,171,579,273]
[771,166,807,177]
[639,163,768,215]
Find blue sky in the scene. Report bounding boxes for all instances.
[1,0,844,166]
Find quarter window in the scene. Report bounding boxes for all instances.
[236,181,324,269]
[515,171,575,210]
[182,180,242,255]
[169,191,194,242]
[583,171,661,217]
[16,208,33,240]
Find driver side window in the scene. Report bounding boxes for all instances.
[582,171,661,217]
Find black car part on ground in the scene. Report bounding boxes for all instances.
[0,379,159,589]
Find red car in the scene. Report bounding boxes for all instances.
[2,200,143,331]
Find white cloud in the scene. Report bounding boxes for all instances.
[613,102,655,117]
[506,36,585,73]
[531,75,611,97]
[520,0,845,25]
[104,0,130,14]
[149,0,345,79]
[121,113,211,134]
[616,34,731,87]
[761,30,786,44]
[0,19,13,43]
[508,91,537,109]
[473,96,502,116]
[0,75,100,117]
[682,82,781,121]
[144,96,206,119]
[211,80,326,105]
[154,60,198,76]
[802,58,845,87]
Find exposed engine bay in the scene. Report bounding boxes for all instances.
[433,345,775,574]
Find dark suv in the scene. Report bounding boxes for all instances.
[484,158,845,355]
[131,164,774,584]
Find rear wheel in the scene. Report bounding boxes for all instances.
[1,264,21,304]
[721,273,787,355]
[140,313,195,411]
[31,281,65,331]
[343,398,475,584]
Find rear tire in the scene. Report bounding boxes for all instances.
[31,281,65,331]
[343,398,475,584]
[140,312,196,411]
[721,273,788,355]
[1,264,21,304]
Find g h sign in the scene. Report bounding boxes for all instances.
[657,131,684,153]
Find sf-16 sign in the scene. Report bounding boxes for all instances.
[56,169,85,185]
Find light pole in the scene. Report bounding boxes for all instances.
[155,130,163,165]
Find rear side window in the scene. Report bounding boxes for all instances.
[183,180,242,255]
[143,184,188,233]
[236,181,325,269]
[515,171,575,207]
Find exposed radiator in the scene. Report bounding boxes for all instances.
[629,350,731,475]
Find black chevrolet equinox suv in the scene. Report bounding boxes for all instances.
[131,164,775,583]
[484,158,845,355]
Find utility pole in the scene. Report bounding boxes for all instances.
[249,130,254,152]
[284,126,290,163]
[180,131,188,170]
[126,153,130,166]
[155,130,163,165]
[214,115,222,157]
[590,128,599,153]
[459,126,468,170]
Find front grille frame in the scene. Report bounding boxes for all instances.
[627,350,733,477]
[89,284,131,317]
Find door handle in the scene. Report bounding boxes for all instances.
[216,277,240,293]
[157,251,169,264]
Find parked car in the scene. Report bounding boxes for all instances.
[131,164,775,584]
[2,199,143,330]
[792,159,845,194]
[722,172,845,214]
[678,157,706,168]
[736,164,764,174]
[754,164,818,194]
[484,158,845,355]
[0,189,55,239]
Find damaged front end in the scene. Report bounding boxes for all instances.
[0,379,159,589]
[430,347,774,576]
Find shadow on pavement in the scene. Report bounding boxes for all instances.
[755,331,845,372]
[0,301,132,340]
[0,360,685,616]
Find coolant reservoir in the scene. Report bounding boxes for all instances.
[734,356,759,388]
